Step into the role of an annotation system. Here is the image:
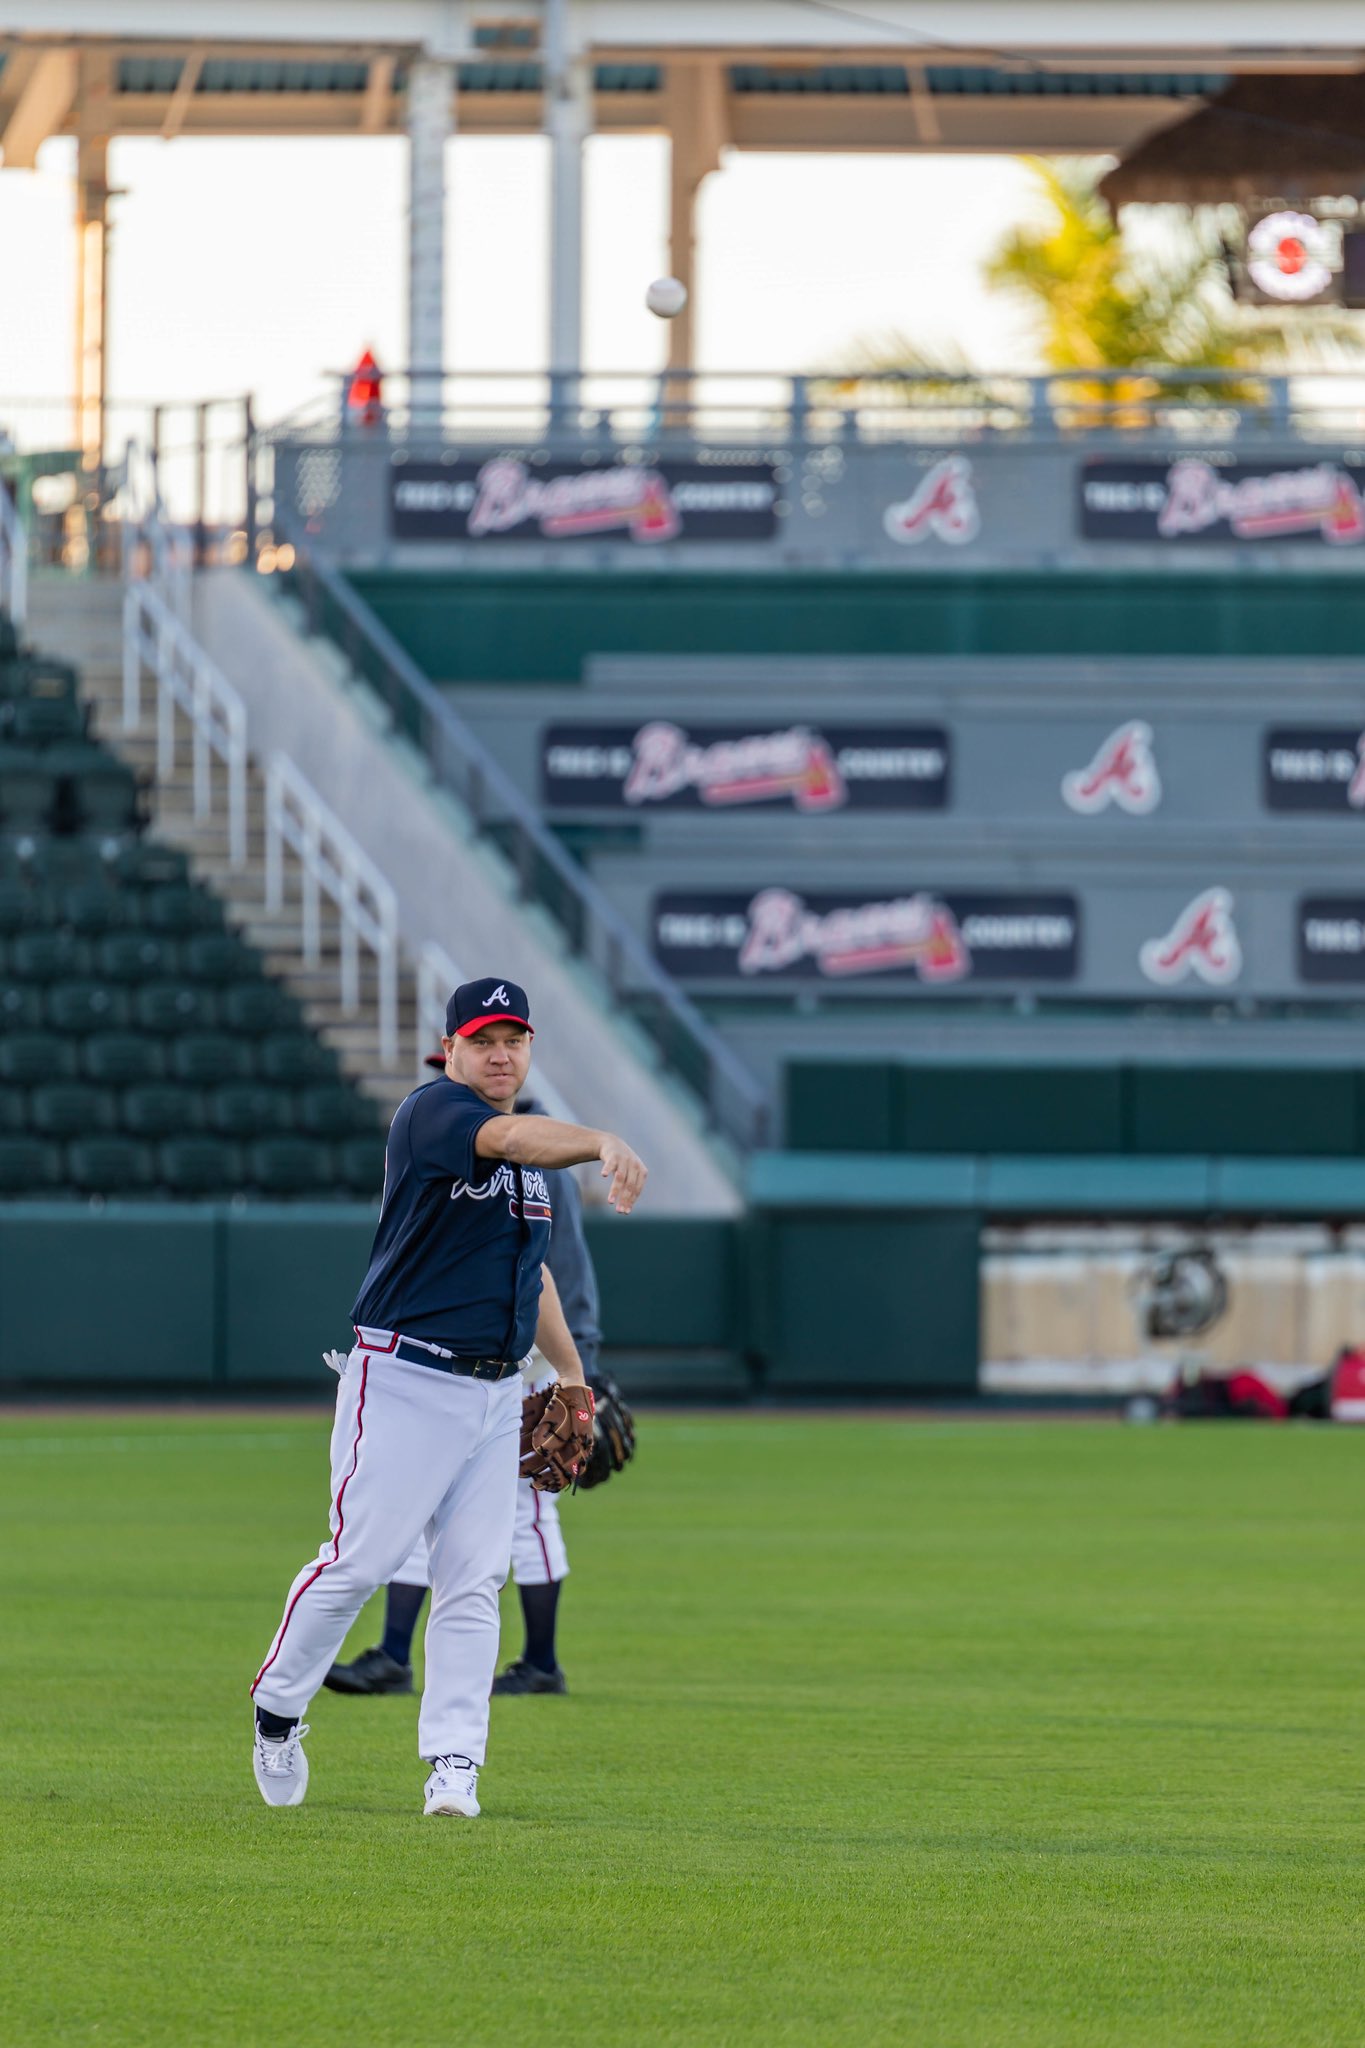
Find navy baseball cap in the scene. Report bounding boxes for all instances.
[446,977,534,1039]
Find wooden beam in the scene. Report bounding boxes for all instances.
[1,46,78,167]
[160,50,203,140]
[360,54,394,133]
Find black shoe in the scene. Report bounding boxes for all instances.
[491,1658,568,1696]
[322,1646,414,1696]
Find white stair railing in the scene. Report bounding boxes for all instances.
[417,941,579,1124]
[266,754,399,1068]
[122,579,248,867]
[0,481,27,631]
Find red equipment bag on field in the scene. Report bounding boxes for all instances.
[1166,1367,1290,1420]
[1328,1347,1365,1422]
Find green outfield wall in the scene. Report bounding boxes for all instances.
[346,569,1365,683]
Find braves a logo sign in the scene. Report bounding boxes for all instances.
[1139,888,1242,987]
[450,1164,553,1221]
[624,722,845,812]
[1062,721,1162,815]
[883,455,979,547]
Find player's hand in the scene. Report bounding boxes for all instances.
[598,1134,647,1214]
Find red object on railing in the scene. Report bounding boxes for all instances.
[347,349,383,427]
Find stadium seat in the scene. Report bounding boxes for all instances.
[27,836,112,888]
[111,840,189,888]
[121,1084,204,1139]
[0,613,19,663]
[9,932,91,982]
[0,1137,62,1195]
[159,1136,245,1196]
[133,982,220,1036]
[96,933,179,983]
[31,1083,117,1138]
[249,1137,334,1196]
[170,1034,256,1085]
[0,655,76,701]
[49,746,140,835]
[296,1084,375,1139]
[0,986,43,1031]
[60,883,126,934]
[46,981,130,1033]
[0,1086,25,1133]
[83,1034,167,1086]
[208,1084,294,1139]
[258,1033,335,1084]
[0,751,57,831]
[220,981,294,1034]
[2,694,86,744]
[0,1034,77,1083]
[0,880,40,930]
[181,932,261,984]
[67,1137,156,1197]
[142,884,224,934]
[336,1135,385,1195]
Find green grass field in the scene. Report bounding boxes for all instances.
[2,1410,1362,2047]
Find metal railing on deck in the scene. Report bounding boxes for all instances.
[122,579,248,868]
[283,541,768,1152]
[265,754,400,1070]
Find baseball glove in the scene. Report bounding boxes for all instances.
[519,1383,596,1494]
[577,1373,636,1490]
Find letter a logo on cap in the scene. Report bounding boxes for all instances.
[482,984,511,1008]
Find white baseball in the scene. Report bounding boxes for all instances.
[645,277,688,320]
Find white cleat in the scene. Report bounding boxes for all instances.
[253,1720,310,1808]
[424,1754,480,1818]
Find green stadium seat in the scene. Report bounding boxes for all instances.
[46,981,130,1033]
[0,986,43,1031]
[142,884,223,934]
[26,836,112,888]
[181,932,261,983]
[296,1085,374,1139]
[67,1137,156,1197]
[0,1138,62,1195]
[0,655,76,700]
[2,695,86,744]
[336,1136,385,1195]
[0,613,19,662]
[159,1136,244,1196]
[95,933,179,983]
[249,1137,334,1196]
[121,1084,204,1139]
[112,840,189,888]
[47,745,140,835]
[0,751,57,830]
[60,883,126,933]
[0,880,40,930]
[220,981,294,1034]
[9,932,91,982]
[170,1034,256,1085]
[30,1083,116,1138]
[259,1033,334,1084]
[0,1034,77,1083]
[0,1086,25,1132]
[208,1084,293,1139]
[83,1034,166,1085]
[133,982,219,1035]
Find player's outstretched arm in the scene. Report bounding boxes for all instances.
[475,1115,647,1214]
[533,1266,586,1387]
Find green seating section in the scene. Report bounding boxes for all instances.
[787,1061,1365,1160]
[0,611,385,1200]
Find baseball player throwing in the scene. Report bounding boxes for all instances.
[249,976,646,1818]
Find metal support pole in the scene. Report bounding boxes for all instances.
[74,130,110,544]
[406,57,454,432]
[545,0,590,429]
[243,394,258,563]
[193,400,209,566]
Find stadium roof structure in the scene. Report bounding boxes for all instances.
[2,0,1364,456]
[1100,69,1365,207]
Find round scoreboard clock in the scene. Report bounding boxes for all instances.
[1246,211,1335,302]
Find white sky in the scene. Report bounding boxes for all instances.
[0,132,1046,439]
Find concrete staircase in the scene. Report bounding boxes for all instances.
[25,572,419,1118]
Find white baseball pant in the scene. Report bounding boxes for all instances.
[393,1474,569,1591]
[251,1342,521,1765]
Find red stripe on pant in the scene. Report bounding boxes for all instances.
[251,1355,370,1696]
[531,1486,553,1580]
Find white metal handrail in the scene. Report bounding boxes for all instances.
[122,579,248,867]
[416,941,578,1125]
[266,754,399,1069]
[0,480,27,631]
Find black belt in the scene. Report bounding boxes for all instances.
[392,1338,521,1382]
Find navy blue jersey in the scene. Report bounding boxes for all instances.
[519,1101,602,1377]
[351,1079,553,1359]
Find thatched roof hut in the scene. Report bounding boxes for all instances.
[1100,72,1365,209]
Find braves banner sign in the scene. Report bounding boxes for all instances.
[883,455,980,546]
[653,888,1078,984]
[1264,728,1365,813]
[1062,721,1162,815]
[390,458,779,544]
[1298,899,1365,983]
[1138,888,1242,987]
[542,722,949,813]
[1080,457,1365,546]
